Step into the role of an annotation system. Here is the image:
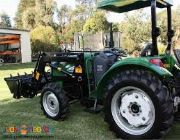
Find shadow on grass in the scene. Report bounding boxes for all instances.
[0,98,12,103]
[0,96,179,139]
[0,98,13,105]
[0,63,36,71]
[0,97,116,140]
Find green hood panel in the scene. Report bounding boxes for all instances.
[97,0,173,13]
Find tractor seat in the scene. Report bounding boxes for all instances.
[141,43,153,57]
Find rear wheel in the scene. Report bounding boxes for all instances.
[40,83,69,120]
[104,70,173,139]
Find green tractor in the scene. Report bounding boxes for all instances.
[4,0,180,139]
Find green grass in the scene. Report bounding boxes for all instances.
[0,63,180,139]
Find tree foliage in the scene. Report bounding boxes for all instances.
[118,7,180,53]
[83,11,109,33]
[57,2,95,44]
[14,0,180,53]
[157,6,180,46]
[30,25,59,53]
[119,10,151,53]
[57,4,71,35]
[75,0,96,14]
[63,19,85,44]
[0,12,11,28]
[15,0,56,29]
[15,0,35,28]
[35,0,56,26]
[75,0,96,5]
[22,8,36,30]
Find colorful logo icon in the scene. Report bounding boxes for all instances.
[20,125,28,135]
[2,125,54,137]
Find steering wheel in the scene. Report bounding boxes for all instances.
[111,48,127,57]
[84,48,92,51]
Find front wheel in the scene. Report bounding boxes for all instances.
[40,83,69,120]
[104,70,173,139]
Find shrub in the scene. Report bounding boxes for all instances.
[30,25,59,53]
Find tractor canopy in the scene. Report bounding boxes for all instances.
[97,0,173,13]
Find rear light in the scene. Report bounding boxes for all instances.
[149,58,164,68]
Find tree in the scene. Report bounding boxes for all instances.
[31,25,59,53]
[75,0,96,10]
[35,0,56,26]
[15,0,56,29]
[83,11,109,33]
[118,10,151,53]
[22,8,36,29]
[57,4,90,28]
[75,0,96,5]
[57,4,71,33]
[75,0,96,20]
[0,12,12,28]
[112,23,119,32]
[61,19,85,44]
[72,5,88,21]
[157,6,180,46]
[15,0,35,28]
[57,4,90,44]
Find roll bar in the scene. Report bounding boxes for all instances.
[150,0,173,55]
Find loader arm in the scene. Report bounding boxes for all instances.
[4,52,51,99]
[33,52,51,82]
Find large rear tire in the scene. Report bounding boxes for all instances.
[40,83,69,120]
[104,69,173,139]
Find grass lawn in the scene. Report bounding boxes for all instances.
[0,63,180,139]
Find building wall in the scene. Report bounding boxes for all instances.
[0,29,31,63]
[20,32,31,63]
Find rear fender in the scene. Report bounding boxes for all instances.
[95,57,173,99]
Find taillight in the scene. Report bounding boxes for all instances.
[149,58,164,68]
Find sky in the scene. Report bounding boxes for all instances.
[0,0,179,25]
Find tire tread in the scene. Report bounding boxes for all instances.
[104,69,174,139]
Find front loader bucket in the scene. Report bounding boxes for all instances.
[4,74,33,99]
[4,52,51,99]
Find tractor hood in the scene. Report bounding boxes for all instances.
[97,0,173,13]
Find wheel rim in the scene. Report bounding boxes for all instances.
[111,86,155,135]
[43,91,59,117]
[0,59,4,63]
